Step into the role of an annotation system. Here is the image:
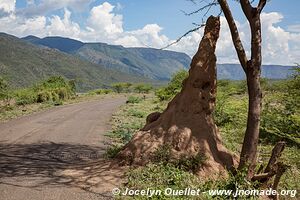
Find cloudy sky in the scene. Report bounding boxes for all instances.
[0,0,299,65]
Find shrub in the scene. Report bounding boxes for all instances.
[15,89,37,105]
[14,76,75,105]
[88,88,113,95]
[151,144,172,164]
[0,77,9,100]
[133,84,153,93]
[0,77,12,105]
[127,108,146,118]
[260,67,300,146]
[36,91,52,103]
[126,96,142,104]
[111,82,132,93]
[104,145,123,158]
[155,69,188,101]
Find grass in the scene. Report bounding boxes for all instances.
[106,80,299,199]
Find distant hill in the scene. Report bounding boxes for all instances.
[23,36,191,80]
[217,64,295,80]
[22,36,84,53]
[0,33,150,91]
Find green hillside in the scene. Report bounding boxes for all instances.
[75,43,190,80]
[0,33,150,91]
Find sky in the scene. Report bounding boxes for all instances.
[0,0,299,65]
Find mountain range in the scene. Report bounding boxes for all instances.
[22,35,295,80]
[0,33,295,92]
[22,35,191,80]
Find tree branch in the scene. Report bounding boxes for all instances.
[217,0,248,71]
[181,2,219,16]
[264,141,286,173]
[240,0,253,21]
[257,0,267,13]
[160,24,205,50]
[252,171,276,181]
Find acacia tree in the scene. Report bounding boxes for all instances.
[217,0,266,178]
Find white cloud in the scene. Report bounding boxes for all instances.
[19,0,94,17]
[0,0,15,16]
[0,1,299,65]
[46,8,81,39]
[87,2,123,35]
[287,24,300,33]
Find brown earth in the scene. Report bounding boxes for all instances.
[0,97,126,200]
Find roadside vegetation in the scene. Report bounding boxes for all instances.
[0,76,76,121]
[106,69,299,199]
[0,77,154,122]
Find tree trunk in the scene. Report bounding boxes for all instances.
[115,16,237,177]
[238,11,263,178]
[239,66,262,177]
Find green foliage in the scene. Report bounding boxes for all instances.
[88,88,113,95]
[175,154,207,172]
[14,88,37,105]
[127,108,146,118]
[126,96,142,104]
[260,67,300,146]
[151,145,206,173]
[0,77,10,101]
[151,144,172,164]
[111,82,132,93]
[104,145,123,158]
[14,76,76,105]
[126,163,202,198]
[155,69,188,101]
[133,83,153,93]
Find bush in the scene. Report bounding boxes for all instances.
[111,82,132,93]
[14,76,76,105]
[96,89,113,95]
[133,84,153,93]
[15,89,37,105]
[0,77,9,100]
[155,69,188,101]
[0,77,12,105]
[128,108,146,118]
[104,145,123,158]
[126,96,142,104]
[260,67,300,146]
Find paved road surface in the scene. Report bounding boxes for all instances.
[0,97,126,200]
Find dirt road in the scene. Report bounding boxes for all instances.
[0,97,126,200]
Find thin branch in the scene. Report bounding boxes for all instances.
[185,0,199,5]
[217,0,248,71]
[181,2,219,16]
[203,1,217,17]
[257,0,267,13]
[160,24,205,50]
